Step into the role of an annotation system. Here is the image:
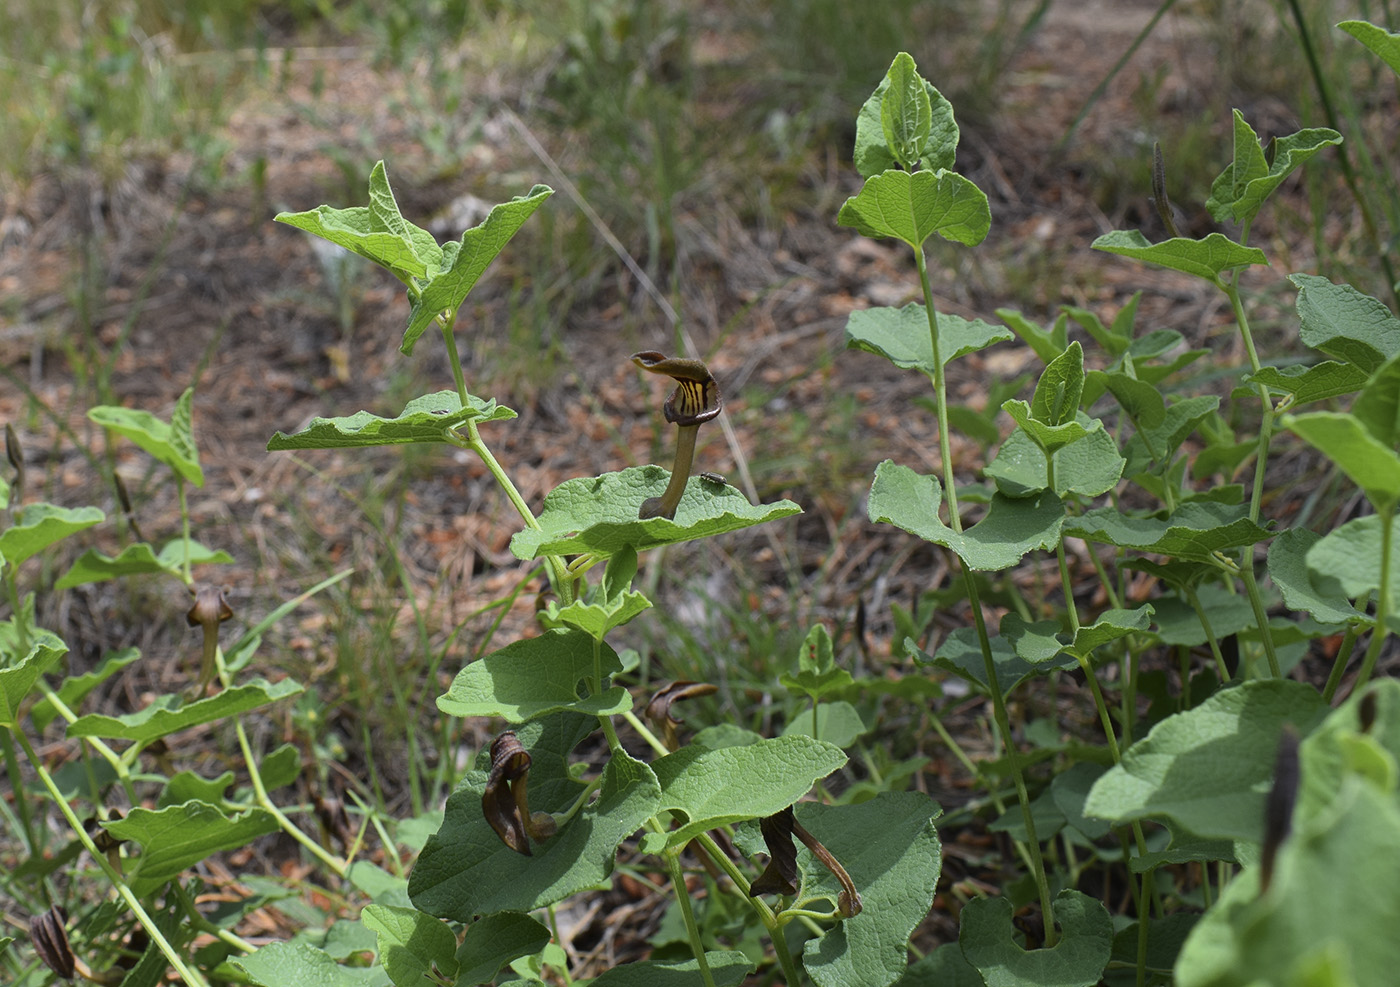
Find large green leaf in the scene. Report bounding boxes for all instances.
[916,627,1079,697]
[1065,502,1272,562]
[409,717,660,920]
[1245,362,1370,405]
[0,503,104,567]
[837,169,991,248]
[30,647,140,731]
[267,391,515,450]
[1267,528,1366,625]
[1341,19,1400,77]
[1177,759,1400,986]
[401,185,553,354]
[589,952,755,986]
[509,467,800,559]
[88,387,203,487]
[868,461,1064,571]
[1304,514,1400,608]
[1084,680,1328,842]
[56,539,232,588]
[845,305,1012,375]
[1091,231,1268,282]
[1285,410,1400,510]
[651,735,845,848]
[454,912,553,986]
[960,889,1113,987]
[435,629,630,723]
[797,793,943,987]
[1290,274,1400,372]
[0,638,67,728]
[233,941,379,987]
[276,161,439,285]
[106,802,279,896]
[67,678,304,741]
[1205,110,1341,225]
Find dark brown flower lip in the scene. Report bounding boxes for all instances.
[31,906,75,980]
[631,351,722,427]
[645,680,719,751]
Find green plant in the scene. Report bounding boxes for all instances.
[837,42,1400,986]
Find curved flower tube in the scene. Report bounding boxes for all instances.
[631,351,722,520]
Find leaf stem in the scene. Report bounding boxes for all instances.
[692,831,802,984]
[1351,504,1395,696]
[1322,624,1361,704]
[915,244,1057,946]
[15,728,212,987]
[662,844,719,987]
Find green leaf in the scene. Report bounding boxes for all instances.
[853,60,958,178]
[868,461,1064,571]
[276,162,437,285]
[1066,606,1156,661]
[798,793,943,987]
[31,647,140,731]
[1268,528,1367,624]
[0,503,104,567]
[88,388,203,487]
[0,638,67,728]
[1031,341,1085,426]
[1285,410,1400,510]
[652,735,845,847]
[401,185,553,354]
[960,889,1113,987]
[1341,19,1400,77]
[589,951,755,986]
[917,627,1078,697]
[159,769,234,808]
[1206,110,1342,225]
[1002,614,1066,664]
[997,308,1068,365]
[1353,348,1400,446]
[782,701,868,748]
[881,52,933,171]
[540,593,652,640]
[454,912,553,986]
[56,539,233,588]
[1095,371,1166,427]
[893,944,985,987]
[268,391,515,450]
[67,678,304,741]
[1091,230,1268,282]
[1051,763,1113,840]
[361,904,459,985]
[1066,502,1272,563]
[1290,273,1400,372]
[1176,776,1400,987]
[780,625,855,700]
[232,941,369,987]
[1148,590,1257,649]
[509,467,801,559]
[1305,514,1400,607]
[986,426,1125,499]
[845,305,1013,375]
[435,629,630,723]
[1083,679,1329,842]
[837,169,991,248]
[409,719,660,919]
[1002,401,1093,456]
[1245,362,1370,405]
[106,802,279,896]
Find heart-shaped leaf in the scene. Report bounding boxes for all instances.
[868,461,1064,571]
[853,56,958,178]
[1205,110,1341,225]
[56,539,233,588]
[455,912,553,986]
[986,426,1125,498]
[361,904,460,985]
[837,169,991,249]
[88,387,203,487]
[67,678,304,741]
[960,889,1113,987]
[0,504,104,567]
[509,467,800,559]
[106,802,279,896]
[846,305,1012,375]
[1291,273,1400,372]
[436,629,630,723]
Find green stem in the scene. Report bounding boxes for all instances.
[439,315,470,407]
[177,476,192,585]
[620,708,672,758]
[16,729,212,987]
[1183,586,1232,681]
[1351,504,1395,695]
[663,845,719,987]
[1322,624,1361,704]
[1240,564,1282,678]
[916,243,1056,945]
[691,832,801,984]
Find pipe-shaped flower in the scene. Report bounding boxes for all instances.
[631,351,722,520]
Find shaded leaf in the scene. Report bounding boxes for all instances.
[1285,410,1400,510]
[361,904,458,985]
[436,629,630,723]
[0,504,104,567]
[106,802,279,896]
[589,951,755,987]
[960,889,1113,987]
[1267,528,1366,624]
[0,638,66,728]
[1291,274,1400,372]
[455,912,552,986]
[1066,502,1272,562]
[31,647,139,731]
[1245,362,1369,406]
[916,627,1078,697]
